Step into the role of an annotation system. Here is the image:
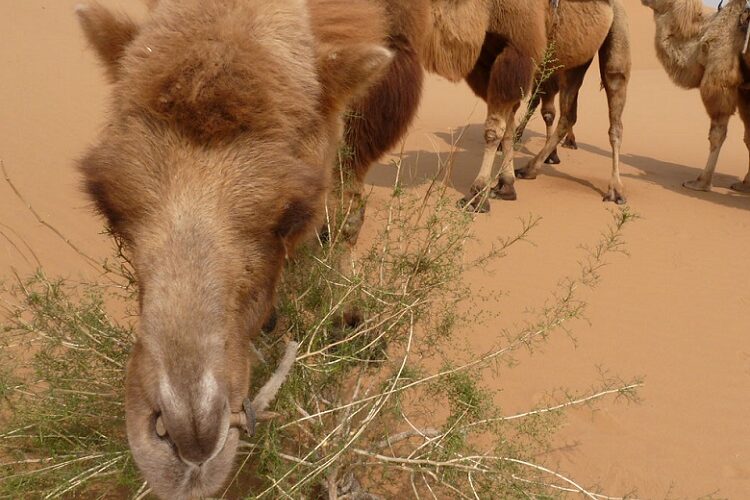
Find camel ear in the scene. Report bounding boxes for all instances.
[75,3,139,82]
[318,43,393,116]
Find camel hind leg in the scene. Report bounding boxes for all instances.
[598,11,631,204]
[512,76,563,165]
[540,81,562,164]
[731,87,750,193]
[516,59,592,180]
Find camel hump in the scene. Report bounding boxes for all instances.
[421,0,491,81]
[552,1,615,69]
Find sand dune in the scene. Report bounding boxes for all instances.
[1,0,749,497]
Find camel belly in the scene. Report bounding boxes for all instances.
[552,1,614,69]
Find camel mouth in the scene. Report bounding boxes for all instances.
[127,405,241,499]
[152,399,255,466]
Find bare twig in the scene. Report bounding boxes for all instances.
[1,159,101,271]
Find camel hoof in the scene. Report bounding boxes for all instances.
[603,190,627,205]
[490,182,517,201]
[683,179,711,192]
[458,196,490,213]
[730,181,750,193]
[515,166,538,180]
[544,149,561,165]
[561,138,578,150]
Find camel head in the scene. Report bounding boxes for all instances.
[75,1,392,497]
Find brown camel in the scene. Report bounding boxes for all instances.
[448,0,632,211]
[338,0,632,226]
[642,0,750,193]
[75,0,403,497]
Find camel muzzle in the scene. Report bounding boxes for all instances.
[155,342,297,442]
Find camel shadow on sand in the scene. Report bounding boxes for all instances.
[367,123,750,211]
[572,140,750,211]
[366,125,613,199]
[367,123,543,194]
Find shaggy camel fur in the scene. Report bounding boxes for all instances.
[76,0,396,497]
[642,0,750,193]
[450,0,631,211]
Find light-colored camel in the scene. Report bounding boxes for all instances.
[75,0,400,497]
[642,0,750,193]
[437,0,632,211]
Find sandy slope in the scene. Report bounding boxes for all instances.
[1,0,749,498]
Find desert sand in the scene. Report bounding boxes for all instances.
[1,0,749,498]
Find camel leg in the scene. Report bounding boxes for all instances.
[683,115,730,192]
[463,45,534,211]
[513,77,554,145]
[541,86,561,165]
[513,77,560,163]
[684,80,735,191]
[517,60,592,180]
[731,88,750,193]
[599,21,631,205]
[512,89,541,145]
[461,107,511,212]
[491,109,519,200]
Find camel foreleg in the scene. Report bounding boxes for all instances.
[540,88,562,164]
[683,114,730,192]
[462,45,534,211]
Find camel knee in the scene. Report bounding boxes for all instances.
[484,113,508,145]
[485,128,501,144]
[708,126,728,148]
[603,72,628,91]
[542,111,555,127]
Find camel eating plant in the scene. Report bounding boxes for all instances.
[75,0,402,497]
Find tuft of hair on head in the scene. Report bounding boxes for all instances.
[75,2,140,82]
